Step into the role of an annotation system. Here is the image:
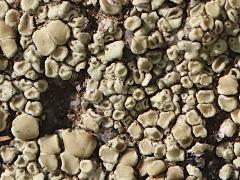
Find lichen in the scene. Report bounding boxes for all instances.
[1,0,240,179]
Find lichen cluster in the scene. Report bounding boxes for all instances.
[1,0,240,179]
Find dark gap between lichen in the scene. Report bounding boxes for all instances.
[40,79,75,136]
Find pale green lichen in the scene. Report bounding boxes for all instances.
[0,0,240,179]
